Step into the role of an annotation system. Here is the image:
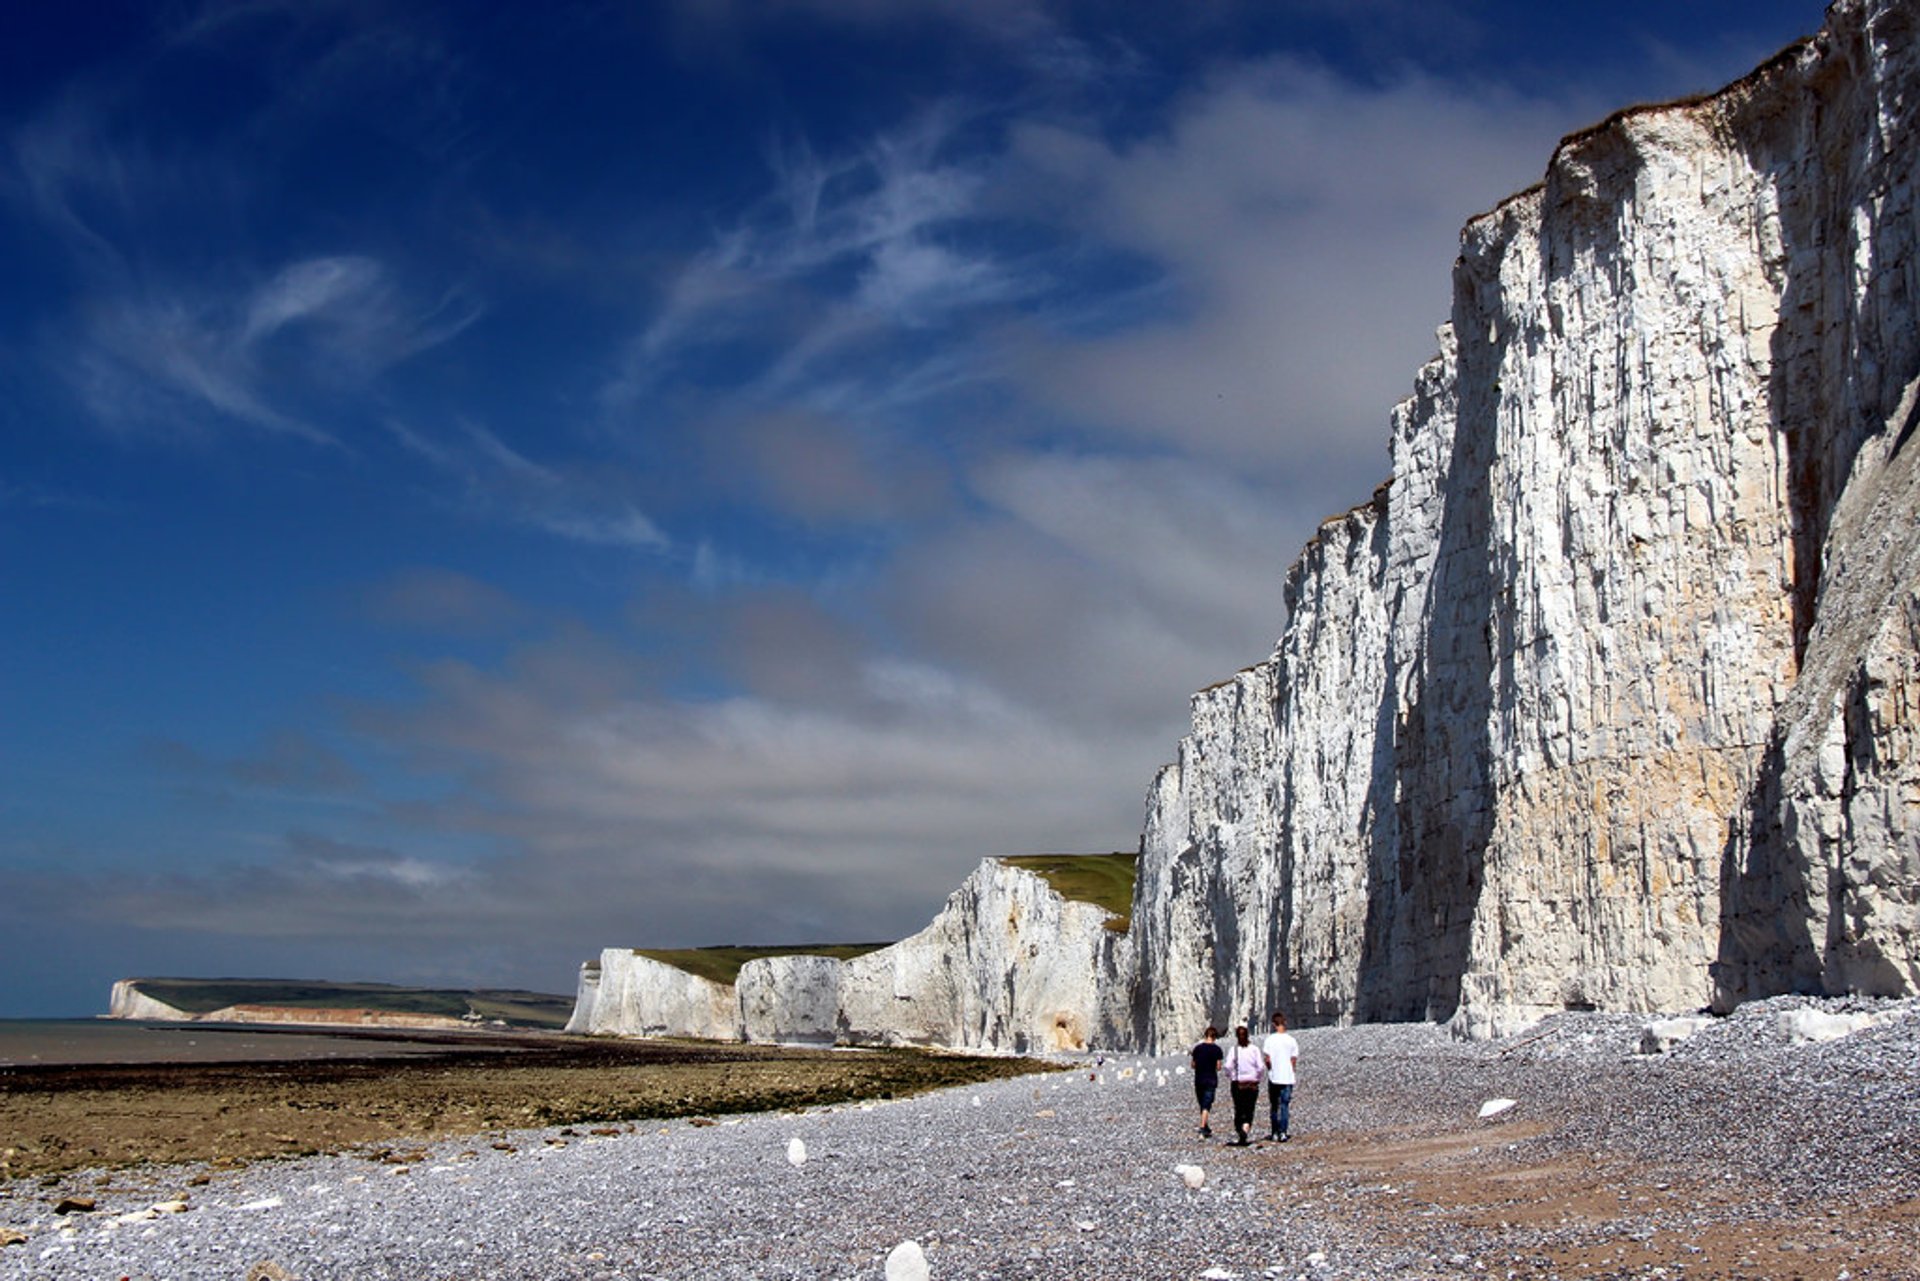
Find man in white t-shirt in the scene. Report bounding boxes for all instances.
[1261,1011,1300,1142]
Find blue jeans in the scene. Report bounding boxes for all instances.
[1267,1081,1293,1136]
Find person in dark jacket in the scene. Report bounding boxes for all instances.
[1188,1025,1224,1137]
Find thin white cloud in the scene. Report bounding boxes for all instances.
[244,256,385,341]
[6,72,480,445]
[607,104,1025,416]
[58,257,479,443]
[75,293,326,441]
[539,509,669,550]
[388,419,670,552]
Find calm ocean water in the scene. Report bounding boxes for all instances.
[0,1019,532,1068]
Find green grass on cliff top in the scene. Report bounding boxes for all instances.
[127,978,575,1027]
[633,853,1138,984]
[1000,852,1138,931]
[631,943,891,987]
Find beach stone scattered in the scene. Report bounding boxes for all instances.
[0,1229,25,1247]
[885,1238,929,1281]
[2,996,1913,1280]
[786,1137,807,1167]
[1476,1098,1516,1119]
[51,1197,93,1215]
[245,1261,294,1281]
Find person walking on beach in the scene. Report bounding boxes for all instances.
[1189,1025,1224,1138]
[1223,1024,1264,1146]
[1262,1011,1300,1142]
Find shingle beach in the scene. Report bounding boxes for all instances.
[3,995,1915,1281]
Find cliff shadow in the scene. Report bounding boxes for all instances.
[1353,242,1508,1024]
[1714,14,1920,1005]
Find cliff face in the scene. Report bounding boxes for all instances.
[571,860,1117,1051]
[1119,0,1920,1049]
[108,980,192,1022]
[835,860,1118,1053]
[567,951,739,1040]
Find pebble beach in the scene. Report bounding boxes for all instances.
[2,994,1916,1281]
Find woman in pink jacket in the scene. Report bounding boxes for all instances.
[1222,1024,1264,1146]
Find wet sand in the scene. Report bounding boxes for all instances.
[0,1032,1056,1180]
[0,1018,553,1068]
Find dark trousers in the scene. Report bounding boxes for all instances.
[1230,1082,1259,1135]
[1267,1081,1293,1136]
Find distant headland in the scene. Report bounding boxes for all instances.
[106,978,573,1031]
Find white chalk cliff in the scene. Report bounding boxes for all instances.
[570,859,1118,1052]
[573,0,1919,1052]
[1114,0,1920,1049]
[108,980,193,1022]
[565,952,738,1040]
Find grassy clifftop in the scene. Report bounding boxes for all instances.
[631,943,891,987]
[1000,852,1139,931]
[126,978,575,1028]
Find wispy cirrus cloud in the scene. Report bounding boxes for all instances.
[388,418,669,552]
[5,50,479,446]
[60,255,479,444]
[604,105,1027,420]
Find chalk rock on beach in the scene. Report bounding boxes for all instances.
[1779,1009,1878,1045]
[786,1137,806,1167]
[885,1239,929,1281]
[1477,1098,1516,1119]
[1639,1016,1711,1054]
[1175,1163,1206,1189]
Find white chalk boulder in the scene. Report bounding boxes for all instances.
[885,1239,929,1281]
[1476,1098,1516,1119]
[1639,1016,1711,1054]
[1778,1009,1877,1045]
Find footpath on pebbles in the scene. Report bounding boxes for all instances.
[1,994,1915,1281]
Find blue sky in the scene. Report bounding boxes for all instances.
[0,0,1822,1016]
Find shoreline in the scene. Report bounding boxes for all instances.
[0,1035,1059,1182]
[3,996,1916,1279]
[0,1018,578,1069]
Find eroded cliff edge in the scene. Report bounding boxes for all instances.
[1115,0,1920,1050]
[571,859,1118,1053]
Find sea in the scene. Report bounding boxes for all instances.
[0,1018,537,1068]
